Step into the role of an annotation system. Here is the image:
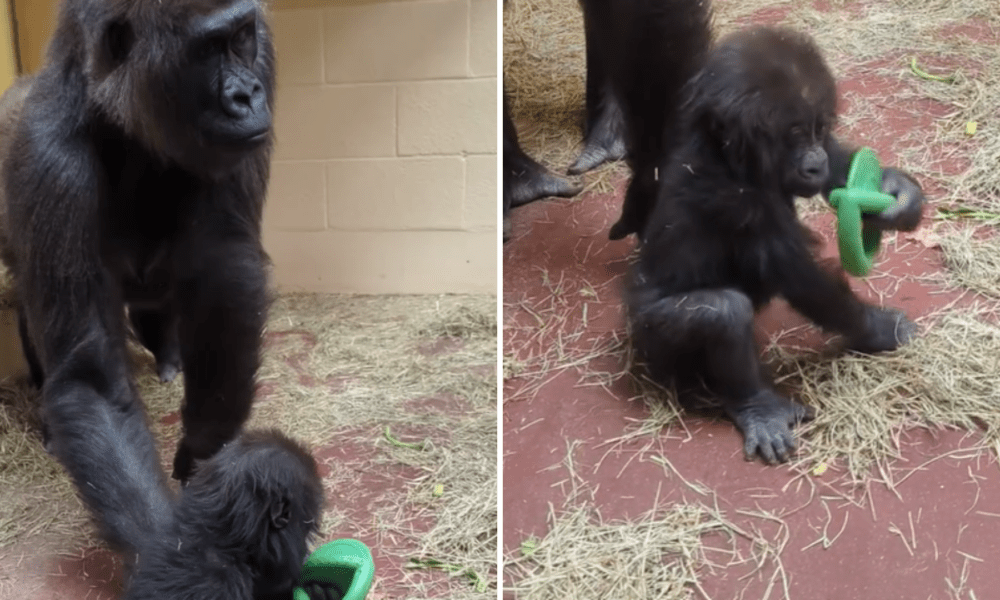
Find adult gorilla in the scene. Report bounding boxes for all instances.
[0,0,274,482]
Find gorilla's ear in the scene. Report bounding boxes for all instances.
[687,71,749,176]
[690,78,779,186]
[104,20,134,64]
[702,104,753,181]
[270,497,291,529]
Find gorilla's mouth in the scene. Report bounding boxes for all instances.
[241,130,269,144]
[207,127,270,148]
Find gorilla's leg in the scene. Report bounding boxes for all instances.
[129,305,182,383]
[608,166,656,241]
[17,310,43,388]
[567,0,626,174]
[631,287,814,463]
[504,94,581,240]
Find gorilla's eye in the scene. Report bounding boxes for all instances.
[787,125,807,141]
[231,21,258,61]
[195,37,227,62]
[105,21,134,64]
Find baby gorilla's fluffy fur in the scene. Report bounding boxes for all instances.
[43,365,324,600]
[629,26,923,463]
[125,430,324,600]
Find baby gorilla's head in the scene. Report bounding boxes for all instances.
[688,25,839,198]
[182,429,324,597]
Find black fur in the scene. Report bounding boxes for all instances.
[125,430,324,600]
[41,336,175,551]
[0,0,275,482]
[565,0,626,175]
[581,0,713,240]
[629,26,924,463]
[43,371,323,600]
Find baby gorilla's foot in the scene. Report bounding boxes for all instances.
[728,391,815,464]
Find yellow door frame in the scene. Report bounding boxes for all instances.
[0,0,19,90]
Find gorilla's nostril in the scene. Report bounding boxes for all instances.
[232,91,252,107]
[801,162,828,180]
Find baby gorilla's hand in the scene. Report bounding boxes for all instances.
[848,305,917,354]
[863,167,926,232]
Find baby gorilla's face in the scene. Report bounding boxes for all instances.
[783,135,829,198]
[773,109,834,198]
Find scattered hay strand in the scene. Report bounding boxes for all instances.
[0,383,97,550]
[389,411,498,598]
[938,228,1000,298]
[504,499,790,600]
[590,305,1000,492]
[772,306,1000,486]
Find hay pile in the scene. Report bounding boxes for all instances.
[774,307,1000,485]
[505,445,789,600]
[605,306,1000,491]
[505,501,789,600]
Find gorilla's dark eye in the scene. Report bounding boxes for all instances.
[231,21,258,61]
[196,37,227,62]
[105,21,134,64]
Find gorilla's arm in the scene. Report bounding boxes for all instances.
[171,202,270,481]
[7,86,174,551]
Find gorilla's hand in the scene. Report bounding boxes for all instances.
[863,167,926,232]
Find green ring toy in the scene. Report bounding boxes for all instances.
[827,147,896,277]
[294,538,375,600]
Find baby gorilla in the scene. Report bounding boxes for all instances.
[125,430,325,600]
[629,26,925,463]
[42,369,324,599]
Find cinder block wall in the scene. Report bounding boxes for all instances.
[265,0,498,294]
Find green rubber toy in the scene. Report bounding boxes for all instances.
[293,538,375,600]
[828,147,896,277]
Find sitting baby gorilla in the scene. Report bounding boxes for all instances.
[628,26,926,463]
